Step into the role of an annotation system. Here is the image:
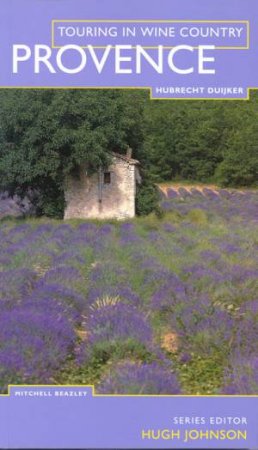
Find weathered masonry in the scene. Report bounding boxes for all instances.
[64,150,141,220]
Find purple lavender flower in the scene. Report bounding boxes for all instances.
[163,223,177,233]
[161,200,173,211]
[167,188,178,199]
[28,283,85,319]
[86,304,152,346]
[240,300,258,315]
[0,269,37,301]
[199,249,221,262]
[151,275,187,312]
[35,265,83,290]
[179,353,192,364]
[53,250,85,265]
[120,223,142,245]
[233,318,258,357]
[77,303,153,365]
[0,307,76,389]
[202,188,220,200]
[222,357,258,395]
[97,361,181,394]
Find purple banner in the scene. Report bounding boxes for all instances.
[0,386,257,449]
[0,0,257,98]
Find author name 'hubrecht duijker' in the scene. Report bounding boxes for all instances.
[141,428,247,442]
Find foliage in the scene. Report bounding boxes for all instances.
[136,176,160,216]
[77,303,153,364]
[215,124,258,187]
[143,101,225,181]
[143,93,258,186]
[0,89,147,217]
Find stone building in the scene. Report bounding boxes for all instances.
[64,149,141,220]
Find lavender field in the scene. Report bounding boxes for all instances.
[0,188,257,395]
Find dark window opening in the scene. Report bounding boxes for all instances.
[104,172,111,184]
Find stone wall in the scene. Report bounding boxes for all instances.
[64,158,137,220]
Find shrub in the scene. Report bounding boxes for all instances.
[0,307,76,390]
[98,361,181,394]
[78,304,153,364]
[136,179,160,216]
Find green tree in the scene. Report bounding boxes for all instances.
[143,94,258,187]
[215,93,258,187]
[143,101,227,182]
[0,89,147,217]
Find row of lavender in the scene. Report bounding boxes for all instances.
[0,188,257,393]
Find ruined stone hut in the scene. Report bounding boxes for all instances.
[64,149,141,220]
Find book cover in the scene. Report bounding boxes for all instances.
[0,0,257,448]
